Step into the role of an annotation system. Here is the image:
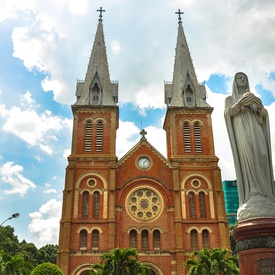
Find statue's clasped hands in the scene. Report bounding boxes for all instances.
[237,92,263,110]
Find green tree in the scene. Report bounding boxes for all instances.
[0,226,20,255]
[185,248,239,275]
[0,251,33,275]
[38,244,58,264]
[30,263,63,275]
[90,247,150,275]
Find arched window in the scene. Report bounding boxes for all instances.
[96,120,103,152]
[153,230,161,250]
[141,230,149,250]
[183,122,191,153]
[202,229,210,249]
[80,229,87,250]
[84,121,92,152]
[199,192,206,218]
[188,192,196,218]
[92,229,99,250]
[194,122,202,153]
[129,230,137,248]
[190,229,198,250]
[82,191,89,218]
[93,191,100,219]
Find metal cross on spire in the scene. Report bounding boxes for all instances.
[140,129,147,140]
[97,7,106,19]
[175,9,184,22]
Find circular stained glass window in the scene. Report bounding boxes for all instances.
[127,188,163,221]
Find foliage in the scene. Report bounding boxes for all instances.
[0,225,59,273]
[185,248,239,275]
[0,250,33,275]
[30,263,63,275]
[90,247,151,275]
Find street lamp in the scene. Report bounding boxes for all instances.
[1,213,20,226]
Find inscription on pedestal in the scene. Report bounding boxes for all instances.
[258,258,275,274]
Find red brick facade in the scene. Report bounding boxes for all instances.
[57,13,230,275]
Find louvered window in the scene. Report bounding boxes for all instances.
[188,192,196,218]
[84,121,92,152]
[202,229,210,249]
[194,122,202,153]
[96,120,103,152]
[190,229,198,250]
[141,230,149,250]
[183,122,191,153]
[129,230,137,248]
[153,230,161,250]
[93,191,100,219]
[80,229,87,250]
[92,229,99,250]
[199,192,206,218]
[82,191,89,218]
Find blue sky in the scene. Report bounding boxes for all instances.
[0,0,275,247]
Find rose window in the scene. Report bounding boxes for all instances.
[127,188,163,221]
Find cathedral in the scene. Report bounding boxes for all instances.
[57,8,230,275]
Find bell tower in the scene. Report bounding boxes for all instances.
[163,10,229,273]
[57,8,119,274]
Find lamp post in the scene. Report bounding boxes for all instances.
[1,213,20,226]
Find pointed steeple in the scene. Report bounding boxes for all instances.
[165,10,208,107]
[75,7,118,106]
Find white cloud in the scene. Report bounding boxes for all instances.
[28,199,62,246]
[111,40,121,55]
[0,162,36,196]
[1,93,72,154]
[116,120,140,158]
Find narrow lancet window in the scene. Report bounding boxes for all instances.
[96,120,103,151]
[190,229,198,250]
[84,121,92,152]
[82,191,89,218]
[80,229,87,250]
[129,230,137,248]
[188,192,196,218]
[93,191,100,219]
[194,122,202,153]
[183,122,191,153]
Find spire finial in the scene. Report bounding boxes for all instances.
[175,9,184,23]
[97,7,106,20]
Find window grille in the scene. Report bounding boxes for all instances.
[188,192,196,218]
[82,191,89,218]
[183,122,191,152]
[80,229,87,249]
[194,122,202,153]
[202,229,210,249]
[96,120,103,152]
[199,192,206,218]
[92,229,99,250]
[84,121,92,152]
[153,230,161,250]
[141,230,149,250]
[129,230,137,248]
[190,229,198,250]
[93,191,100,219]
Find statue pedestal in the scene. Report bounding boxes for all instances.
[232,218,275,274]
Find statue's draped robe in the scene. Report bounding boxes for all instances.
[224,78,275,207]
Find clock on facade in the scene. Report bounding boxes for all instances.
[138,157,150,169]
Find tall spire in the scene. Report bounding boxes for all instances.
[165,10,208,107]
[75,7,118,106]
